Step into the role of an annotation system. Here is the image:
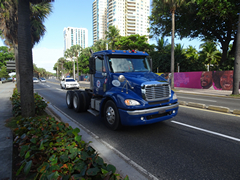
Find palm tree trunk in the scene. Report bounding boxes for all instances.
[18,0,35,117]
[170,10,175,89]
[77,57,79,82]
[73,59,75,80]
[232,14,240,95]
[13,43,20,91]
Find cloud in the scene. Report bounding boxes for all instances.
[32,47,64,73]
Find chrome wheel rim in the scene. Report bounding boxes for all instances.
[67,94,70,105]
[106,106,115,125]
[73,96,78,108]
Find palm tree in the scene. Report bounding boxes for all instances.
[105,25,121,50]
[161,0,185,89]
[17,0,53,117]
[70,45,82,82]
[58,57,66,79]
[64,48,75,79]
[184,45,199,60]
[94,39,107,51]
[0,0,53,116]
[199,41,221,71]
[0,1,52,89]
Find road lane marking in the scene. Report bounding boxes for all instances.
[56,88,65,91]
[171,120,240,142]
[47,85,50,87]
[177,96,217,102]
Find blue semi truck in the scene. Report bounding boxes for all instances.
[66,50,179,130]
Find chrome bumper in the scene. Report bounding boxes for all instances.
[127,102,179,116]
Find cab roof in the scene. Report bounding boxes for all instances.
[92,50,149,56]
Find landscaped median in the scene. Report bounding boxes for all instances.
[8,88,129,180]
[179,100,240,115]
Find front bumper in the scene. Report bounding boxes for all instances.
[119,102,179,126]
[66,84,79,88]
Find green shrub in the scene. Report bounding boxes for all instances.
[13,116,129,180]
[10,88,48,116]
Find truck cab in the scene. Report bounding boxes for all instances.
[66,50,179,130]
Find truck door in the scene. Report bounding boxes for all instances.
[94,56,107,95]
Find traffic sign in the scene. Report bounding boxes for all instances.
[6,60,16,70]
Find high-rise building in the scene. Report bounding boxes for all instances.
[93,0,108,44]
[92,0,150,45]
[63,27,88,53]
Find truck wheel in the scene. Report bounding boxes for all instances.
[60,84,63,89]
[104,100,122,130]
[73,91,84,112]
[80,91,90,112]
[66,91,74,109]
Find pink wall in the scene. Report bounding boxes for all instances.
[158,70,239,91]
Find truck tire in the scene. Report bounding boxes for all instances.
[81,91,90,112]
[66,91,74,109]
[73,91,84,112]
[60,84,63,89]
[104,100,122,130]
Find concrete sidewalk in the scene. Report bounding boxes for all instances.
[0,82,15,180]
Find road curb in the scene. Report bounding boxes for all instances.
[233,109,240,115]
[207,105,230,113]
[187,102,206,109]
[178,100,187,105]
[179,100,240,115]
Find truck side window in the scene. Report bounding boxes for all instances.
[95,57,103,72]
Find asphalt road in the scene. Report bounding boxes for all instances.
[176,93,240,110]
[34,82,240,180]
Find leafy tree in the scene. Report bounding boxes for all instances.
[183,45,205,72]
[115,34,154,52]
[105,25,121,50]
[79,47,91,74]
[149,37,171,73]
[0,46,14,68]
[94,39,107,51]
[0,66,9,79]
[70,45,82,81]
[149,0,239,68]
[198,41,222,71]
[64,48,75,79]
[57,57,66,78]
[150,0,185,88]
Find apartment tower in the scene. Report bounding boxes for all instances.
[92,0,150,44]
[92,0,108,44]
[63,27,88,53]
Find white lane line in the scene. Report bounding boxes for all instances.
[47,85,50,87]
[56,88,65,91]
[177,96,217,102]
[171,120,240,142]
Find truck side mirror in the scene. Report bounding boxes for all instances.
[89,57,96,74]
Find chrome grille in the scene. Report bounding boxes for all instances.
[142,83,171,101]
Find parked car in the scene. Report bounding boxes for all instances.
[60,78,79,89]
[33,77,39,83]
[40,77,46,83]
[0,77,6,83]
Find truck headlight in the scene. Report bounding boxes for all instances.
[173,93,177,100]
[125,99,140,106]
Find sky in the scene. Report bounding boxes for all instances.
[0,0,202,73]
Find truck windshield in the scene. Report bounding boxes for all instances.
[108,56,151,73]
